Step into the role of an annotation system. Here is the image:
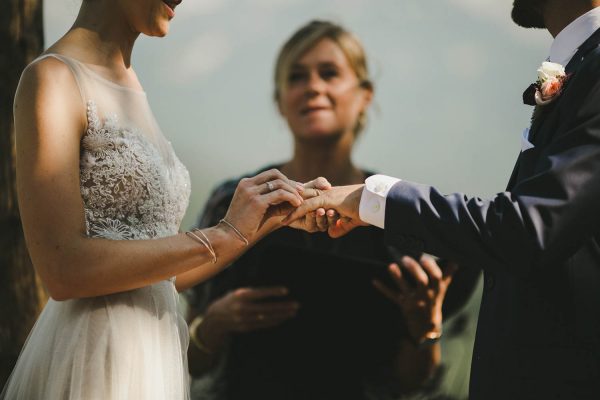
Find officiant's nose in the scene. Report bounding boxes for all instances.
[305,72,326,97]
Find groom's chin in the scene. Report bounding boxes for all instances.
[511,0,546,29]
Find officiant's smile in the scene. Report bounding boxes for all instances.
[277,37,373,141]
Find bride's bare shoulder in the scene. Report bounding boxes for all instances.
[19,52,75,91]
[15,52,86,136]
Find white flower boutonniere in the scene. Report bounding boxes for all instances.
[523,61,570,106]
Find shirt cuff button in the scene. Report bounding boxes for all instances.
[370,199,381,213]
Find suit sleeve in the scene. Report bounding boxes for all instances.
[384,51,600,277]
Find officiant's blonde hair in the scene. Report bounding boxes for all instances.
[274,20,373,135]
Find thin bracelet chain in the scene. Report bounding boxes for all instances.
[185,230,217,263]
[219,218,249,246]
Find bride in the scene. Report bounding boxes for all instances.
[1,0,325,398]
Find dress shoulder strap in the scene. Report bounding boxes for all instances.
[31,53,89,105]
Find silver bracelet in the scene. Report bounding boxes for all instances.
[219,218,249,246]
[186,230,217,263]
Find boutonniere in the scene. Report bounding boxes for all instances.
[523,61,570,106]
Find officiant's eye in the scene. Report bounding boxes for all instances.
[319,66,339,81]
[288,70,307,83]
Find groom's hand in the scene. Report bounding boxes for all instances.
[266,177,333,232]
[284,184,367,237]
[285,177,334,232]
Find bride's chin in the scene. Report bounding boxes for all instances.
[143,20,170,37]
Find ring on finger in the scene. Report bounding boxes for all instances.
[266,181,274,192]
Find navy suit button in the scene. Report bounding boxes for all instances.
[484,274,495,291]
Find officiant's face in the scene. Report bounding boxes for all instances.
[512,0,547,29]
[278,38,372,142]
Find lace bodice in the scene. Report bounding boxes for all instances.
[40,54,191,240]
[81,101,190,240]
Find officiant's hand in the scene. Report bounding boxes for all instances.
[202,287,300,337]
[372,255,457,344]
[284,184,367,237]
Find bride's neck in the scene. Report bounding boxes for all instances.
[59,1,138,69]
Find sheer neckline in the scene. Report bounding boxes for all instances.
[43,53,147,96]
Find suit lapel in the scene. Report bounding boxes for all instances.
[529,27,600,145]
[507,27,600,190]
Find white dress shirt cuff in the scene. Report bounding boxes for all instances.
[359,174,401,229]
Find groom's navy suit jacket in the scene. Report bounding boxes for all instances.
[384,30,600,399]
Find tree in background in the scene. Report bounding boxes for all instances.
[0,0,47,386]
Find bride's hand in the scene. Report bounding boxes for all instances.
[222,169,304,243]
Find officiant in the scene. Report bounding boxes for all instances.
[185,20,479,400]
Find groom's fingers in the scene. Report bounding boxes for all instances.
[301,177,331,199]
[305,211,318,232]
[301,188,323,199]
[304,177,332,191]
[283,196,325,224]
[316,208,328,231]
[328,217,360,238]
[326,209,338,227]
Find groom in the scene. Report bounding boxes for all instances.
[287,1,600,398]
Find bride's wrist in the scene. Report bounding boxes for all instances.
[213,221,249,251]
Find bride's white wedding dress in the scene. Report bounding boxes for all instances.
[1,53,191,399]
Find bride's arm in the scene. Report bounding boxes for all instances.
[15,58,301,301]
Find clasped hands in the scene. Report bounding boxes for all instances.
[223,169,362,241]
[285,180,456,343]
[222,170,454,343]
[284,182,365,237]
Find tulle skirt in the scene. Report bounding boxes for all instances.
[1,280,190,400]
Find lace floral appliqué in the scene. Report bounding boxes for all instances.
[80,101,190,240]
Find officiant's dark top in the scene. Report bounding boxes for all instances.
[186,166,479,400]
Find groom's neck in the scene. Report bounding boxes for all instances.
[544,1,600,38]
